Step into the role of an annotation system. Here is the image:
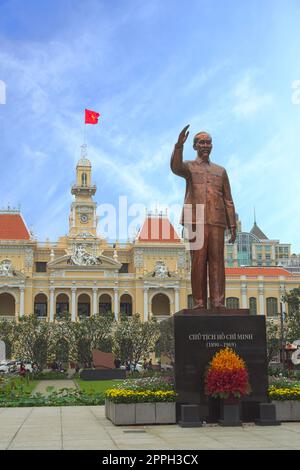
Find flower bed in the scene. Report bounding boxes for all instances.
[105,384,177,425]
[269,385,300,401]
[268,384,300,421]
[106,389,176,403]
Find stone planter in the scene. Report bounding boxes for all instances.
[105,400,176,425]
[272,401,300,421]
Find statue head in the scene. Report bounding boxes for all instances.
[193,131,212,161]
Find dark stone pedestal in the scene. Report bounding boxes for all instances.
[174,309,269,423]
[255,403,281,426]
[178,404,204,427]
[219,401,242,426]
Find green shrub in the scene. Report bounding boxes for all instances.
[34,371,69,380]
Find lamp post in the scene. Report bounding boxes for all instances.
[280,302,285,371]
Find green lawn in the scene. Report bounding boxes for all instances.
[6,377,40,394]
[75,379,122,393]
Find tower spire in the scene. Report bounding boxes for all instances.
[254,206,256,225]
[80,143,88,160]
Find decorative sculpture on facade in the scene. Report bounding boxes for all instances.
[0,259,13,276]
[153,260,169,278]
[69,244,102,266]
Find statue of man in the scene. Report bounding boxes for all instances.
[171,125,236,310]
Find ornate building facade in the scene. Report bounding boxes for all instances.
[0,152,299,322]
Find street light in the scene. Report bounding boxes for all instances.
[280,301,286,371]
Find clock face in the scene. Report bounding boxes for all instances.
[80,214,88,223]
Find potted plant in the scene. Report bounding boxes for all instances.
[204,347,251,426]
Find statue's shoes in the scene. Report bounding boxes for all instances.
[191,303,206,310]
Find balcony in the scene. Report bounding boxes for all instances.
[71,184,97,197]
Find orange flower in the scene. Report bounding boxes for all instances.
[209,347,246,372]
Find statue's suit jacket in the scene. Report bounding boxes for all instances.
[170,146,236,229]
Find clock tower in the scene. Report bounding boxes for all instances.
[69,144,98,237]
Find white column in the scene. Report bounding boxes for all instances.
[258,278,265,315]
[71,287,77,321]
[241,286,247,309]
[19,287,25,318]
[241,276,247,309]
[114,288,119,321]
[49,287,55,322]
[279,278,286,318]
[93,287,98,316]
[175,287,180,312]
[144,287,149,321]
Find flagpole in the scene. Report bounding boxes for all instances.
[82,110,87,159]
[83,109,87,145]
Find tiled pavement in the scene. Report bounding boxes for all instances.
[1,406,300,450]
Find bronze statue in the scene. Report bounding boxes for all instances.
[171,125,236,309]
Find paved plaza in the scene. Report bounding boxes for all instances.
[0,405,300,450]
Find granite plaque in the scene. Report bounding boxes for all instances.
[174,309,268,422]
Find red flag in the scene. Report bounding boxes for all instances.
[85,109,100,124]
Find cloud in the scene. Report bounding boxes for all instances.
[232,73,273,118]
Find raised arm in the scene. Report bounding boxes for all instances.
[170,125,190,178]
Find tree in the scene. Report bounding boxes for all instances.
[155,317,175,365]
[282,288,300,342]
[0,318,15,359]
[112,314,160,368]
[47,312,76,367]
[13,315,52,370]
[266,319,281,366]
[73,313,114,367]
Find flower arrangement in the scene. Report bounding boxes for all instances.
[204,347,251,400]
[105,388,177,403]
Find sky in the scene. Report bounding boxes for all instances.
[0,0,300,251]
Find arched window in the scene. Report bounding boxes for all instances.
[226,297,240,309]
[99,294,112,315]
[187,294,194,309]
[56,293,69,317]
[81,173,87,187]
[249,297,257,315]
[120,294,132,317]
[266,297,278,317]
[152,293,170,316]
[0,293,15,317]
[34,293,48,318]
[78,293,91,318]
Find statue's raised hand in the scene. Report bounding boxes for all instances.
[177,125,190,146]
